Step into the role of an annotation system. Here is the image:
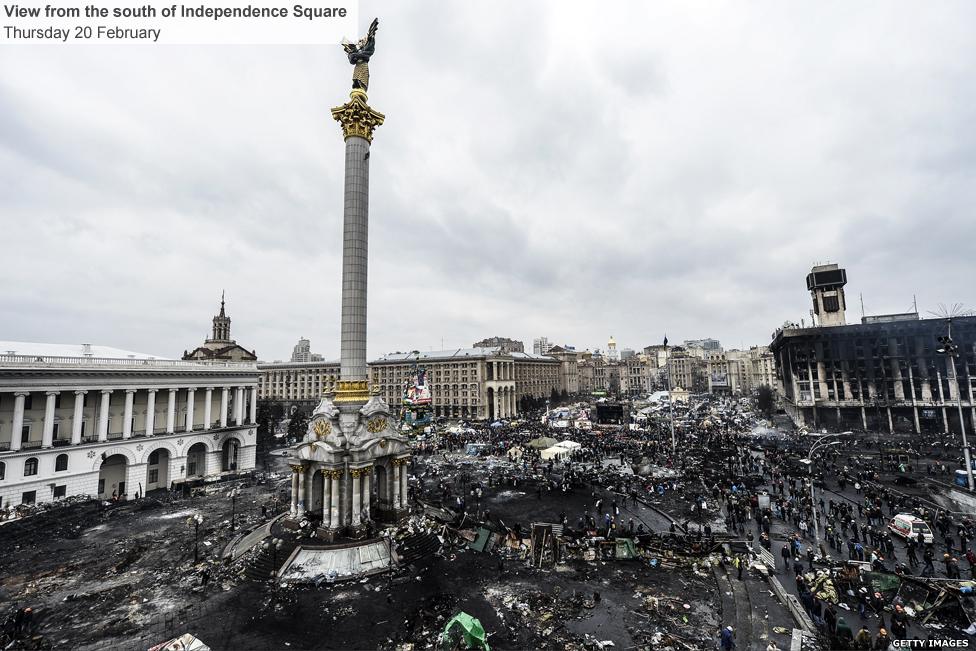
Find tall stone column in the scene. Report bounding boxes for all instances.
[391,462,401,509]
[166,389,177,433]
[249,387,258,424]
[98,390,112,442]
[331,88,384,405]
[330,471,341,528]
[42,391,58,448]
[400,460,408,508]
[220,388,229,428]
[71,390,86,444]
[351,469,362,526]
[203,388,213,429]
[10,392,27,451]
[122,389,135,439]
[296,466,306,516]
[362,467,371,521]
[322,474,331,527]
[290,466,300,515]
[185,388,195,432]
[145,390,157,436]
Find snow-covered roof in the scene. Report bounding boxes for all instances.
[0,341,168,360]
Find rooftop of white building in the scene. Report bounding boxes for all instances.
[0,341,168,360]
[374,347,557,363]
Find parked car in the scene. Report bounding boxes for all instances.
[888,513,934,544]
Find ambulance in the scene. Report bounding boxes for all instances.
[888,513,934,544]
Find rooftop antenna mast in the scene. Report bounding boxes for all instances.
[860,294,865,319]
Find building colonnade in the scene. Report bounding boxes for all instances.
[2,386,259,452]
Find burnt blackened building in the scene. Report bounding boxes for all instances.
[770,314,976,435]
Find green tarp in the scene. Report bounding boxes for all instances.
[615,537,639,559]
[864,571,902,593]
[469,528,492,553]
[443,612,490,650]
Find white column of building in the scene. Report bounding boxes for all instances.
[203,388,213,429]
[98,390,112,441]
[10,392,27,451]
[330,471,340,527]
[400,461,408,508]
[122,389,135,439]
[145,390,157,436]
[362,467,371,521]
[166,389,177,433]
[392,462,401,509]
[42,391,58,448]
[234,387,244,425]
[220,388,229,427]
[71,390,86,445]
[185,388,195,432]
[249,387,258,424]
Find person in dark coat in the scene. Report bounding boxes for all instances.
[719,625,736,650]
[835,616,854,648]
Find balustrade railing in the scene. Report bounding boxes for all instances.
[0,353,256,370]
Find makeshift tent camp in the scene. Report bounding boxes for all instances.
[527,436,558,449]
[442,612,490,650]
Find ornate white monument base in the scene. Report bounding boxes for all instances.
[286,388,410,540]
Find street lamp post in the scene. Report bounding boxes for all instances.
[265,537,284,578]
[937,325,974,491]
[805,437,843,556]
[230,488,239,532]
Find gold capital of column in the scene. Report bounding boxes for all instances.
[331,90,385,143]
[333,380,371,404]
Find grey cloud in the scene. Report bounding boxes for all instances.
[2,1,976,359]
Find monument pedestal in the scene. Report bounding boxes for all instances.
[315,526,337,543]
[375,505,409,524]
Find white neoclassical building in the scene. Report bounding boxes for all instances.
[0,342,260,509]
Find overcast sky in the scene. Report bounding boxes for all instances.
[2,1,975,361]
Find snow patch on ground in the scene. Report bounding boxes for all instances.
[157,509,197,520]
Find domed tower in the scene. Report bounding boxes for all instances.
[209,291,232,343]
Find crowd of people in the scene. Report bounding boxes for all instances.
[405,396,976,648]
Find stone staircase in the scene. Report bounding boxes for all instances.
[395,531,441,565]
[244,537,300,581]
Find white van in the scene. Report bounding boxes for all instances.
[888,513,934,544]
